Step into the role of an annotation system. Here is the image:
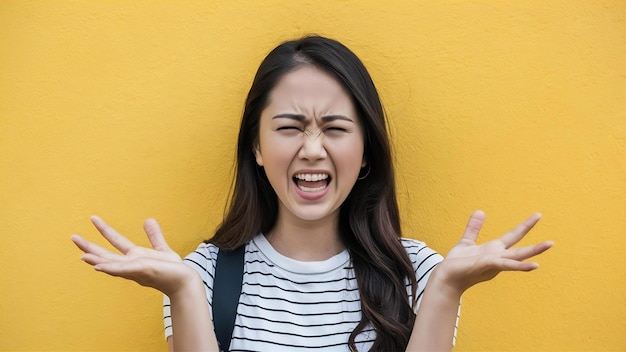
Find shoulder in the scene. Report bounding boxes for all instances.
[179,242,221,282]
[400,237,441,257]
[183,240,256,277]
[184,242,220,265]
[400,237,444,278]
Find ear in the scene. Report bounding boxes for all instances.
[361,158,367,168]
[254,144,263,166]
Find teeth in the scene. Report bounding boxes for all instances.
[294,173,329,182]
[298,185,327,192]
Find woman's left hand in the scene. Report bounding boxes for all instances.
[435,210,553,295]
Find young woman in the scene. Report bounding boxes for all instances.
[72,36,553,351]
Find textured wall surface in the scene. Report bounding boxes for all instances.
[1,1,624,351]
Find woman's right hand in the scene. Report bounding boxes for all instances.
[71,216,198,297]
[74,216,220,351]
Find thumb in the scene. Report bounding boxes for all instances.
[143,218,170,252]
[459,210,486,245]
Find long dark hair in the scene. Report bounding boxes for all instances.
[209,35,417,351]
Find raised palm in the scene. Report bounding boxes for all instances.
[71,216,197,297]
[439,211,553,294]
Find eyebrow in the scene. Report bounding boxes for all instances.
[271,114,354,123]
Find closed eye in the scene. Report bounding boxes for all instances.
[277,126,302,131]
[325,127,347,132]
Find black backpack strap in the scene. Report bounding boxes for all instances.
[212,245,245,352]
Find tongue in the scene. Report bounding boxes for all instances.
[296,179,327,189]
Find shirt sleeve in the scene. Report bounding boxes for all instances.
[402,238,459,346]
[163,242,219,339]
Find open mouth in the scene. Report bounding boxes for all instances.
[293,173,331,193]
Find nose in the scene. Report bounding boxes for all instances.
[298,129,327,161]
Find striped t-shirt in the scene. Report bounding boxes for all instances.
[164,233,445,351]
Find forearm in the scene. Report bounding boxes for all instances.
[169,274,219,352]
[406,267,462,352]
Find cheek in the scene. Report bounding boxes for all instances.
[258,138,297,174]
[330,140,365,175]
[258,128,287,157]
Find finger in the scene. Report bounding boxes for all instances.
[498,258,539,271]
[80,253,119,266]
[143,218,171,252]
[93,259,154,283]
[91,215,135,254]
[93,260,140,277]
[71,234,119,260]
[460,210,486,245]
[500,213,542,248]
[503,241,554,261]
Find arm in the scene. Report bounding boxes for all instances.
[167,273,218,351]
[72,216,219,352]
[406,211,553,351]
[406,269,462,351]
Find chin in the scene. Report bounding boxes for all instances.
[290,204,338,222]
[293,212,331,222]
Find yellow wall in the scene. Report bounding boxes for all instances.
[1,1,624,351]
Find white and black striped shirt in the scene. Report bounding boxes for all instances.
[164,234,447,351]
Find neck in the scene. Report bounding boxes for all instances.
[266,212,344,262]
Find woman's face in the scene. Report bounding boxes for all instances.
[255,66,366,224]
